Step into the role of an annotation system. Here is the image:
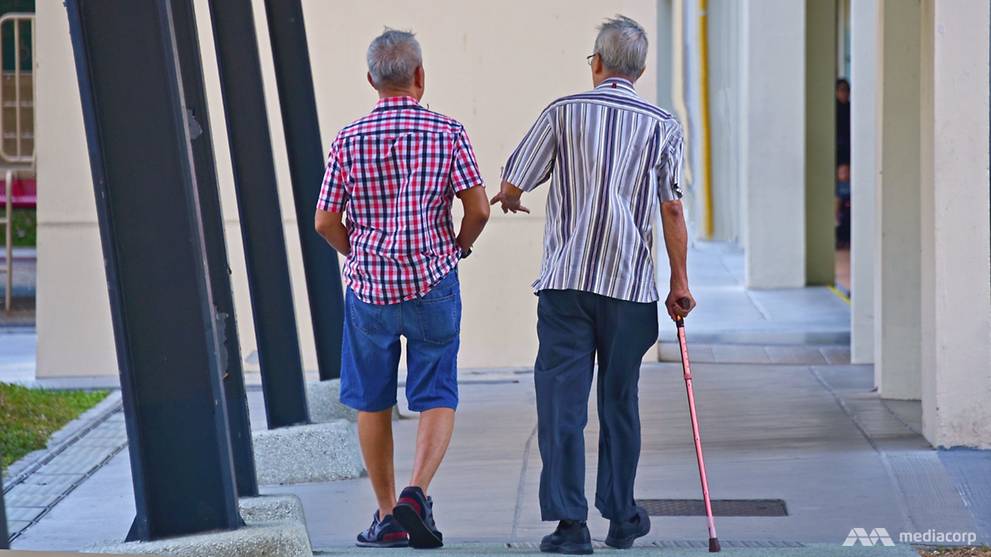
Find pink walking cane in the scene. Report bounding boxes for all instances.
[675,298,720,552]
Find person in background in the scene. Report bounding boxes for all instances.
[836,78,851,167]
[835,79,851,249]
[492,15,695,555]
[315,28,490,550]
[836,163,851,248]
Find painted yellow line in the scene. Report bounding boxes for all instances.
[698,0,715,239]
[829,285,851,305]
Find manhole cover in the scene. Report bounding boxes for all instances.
[636,498,788,517]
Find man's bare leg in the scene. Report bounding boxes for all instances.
[357,409,396,518]
[409,408,455,492]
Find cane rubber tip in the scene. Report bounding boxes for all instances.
[709,538,721,552]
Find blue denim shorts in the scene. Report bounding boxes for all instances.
[340,270,461,412]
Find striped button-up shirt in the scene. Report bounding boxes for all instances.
[502,77,684,303]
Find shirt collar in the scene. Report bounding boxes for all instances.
[373,95,421,111]
[595,77,637,94]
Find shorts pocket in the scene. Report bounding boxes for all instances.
[421,269,458,302]
[347,290,391,336]
[415,289,461,345]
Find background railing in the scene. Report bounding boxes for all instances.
[0,12,34,312]
[0,12,34,165]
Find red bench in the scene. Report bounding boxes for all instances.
[0,176,36,209]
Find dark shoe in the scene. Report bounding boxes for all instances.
[393,486,443,549]
[356,511,409,548]
[540,520,593,554]
[604,506,651,549]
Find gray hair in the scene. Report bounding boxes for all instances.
[593,15,648,78]
[366,28,422,88]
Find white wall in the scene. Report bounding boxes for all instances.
[35,0,661,377]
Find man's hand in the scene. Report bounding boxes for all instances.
[490,180,530,214]
[665,286,696,321]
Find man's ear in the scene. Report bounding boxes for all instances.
[592,55,604,76]
[414,65,425,89]
[367,72,376,90]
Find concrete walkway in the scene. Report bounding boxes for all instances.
[6,241,990,555]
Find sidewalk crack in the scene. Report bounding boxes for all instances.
[510,422,538,542]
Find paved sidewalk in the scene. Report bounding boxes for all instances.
[0,331,35,384]
[313,544,918,556]
[7,241,990,555]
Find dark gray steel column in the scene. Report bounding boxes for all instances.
[170,0,258,497]
[65,0,241,541]
[206,0,310,428]
[0,471,8,549]
[263,0,344,381]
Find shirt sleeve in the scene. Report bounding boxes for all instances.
[657,121,685,202]
[450,127,484,193]
[502,108,556,192]
[317,136,349,212]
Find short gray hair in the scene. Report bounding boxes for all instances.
[366,28,422,88]
[593,15,648,78]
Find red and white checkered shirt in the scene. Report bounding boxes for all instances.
[317,96,484,305]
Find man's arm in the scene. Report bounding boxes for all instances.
[456,185,490,251]
[493,108,555,213]
[660,199,696,320]
[315,209,350,257]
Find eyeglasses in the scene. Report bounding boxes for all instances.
[586,53,597,66]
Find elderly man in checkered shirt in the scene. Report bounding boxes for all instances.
[315,28,490,550]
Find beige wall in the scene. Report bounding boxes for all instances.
[35,0,114,377]
[35,0,660,377]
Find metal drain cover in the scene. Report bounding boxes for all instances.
[636,498,788,517]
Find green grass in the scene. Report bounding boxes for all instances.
[0,383,108,470]
[0,208,36,247]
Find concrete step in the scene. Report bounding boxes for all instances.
[658,342,851,365]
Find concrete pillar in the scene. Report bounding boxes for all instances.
[741,0,806,288]
[656,0,674,111]
[805,0,837,286]
[874,0,922,400]
[707,0,744,244]
[920,0,991,448]
[35,0,117,377]
[849,0,878,364]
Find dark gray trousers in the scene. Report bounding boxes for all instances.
[534,289,659,522]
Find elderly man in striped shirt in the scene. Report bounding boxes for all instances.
[492,15,695,554]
